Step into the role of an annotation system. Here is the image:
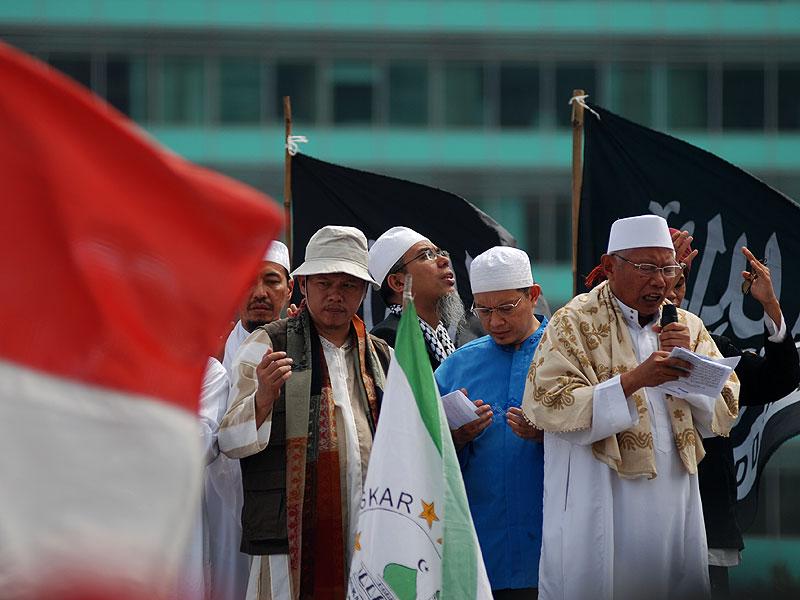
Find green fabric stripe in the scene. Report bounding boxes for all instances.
[441,406,480,598]
[394,300,442,455]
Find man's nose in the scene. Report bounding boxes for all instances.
[436,253,450,268]
[488,311,506,328]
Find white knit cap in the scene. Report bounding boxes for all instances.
[607,215,674,253]
[368,226,429,285]
[469,247,534,294]
[263,241,291,274]
[291,225,379,289]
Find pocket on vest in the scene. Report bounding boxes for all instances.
[242,485,287,541]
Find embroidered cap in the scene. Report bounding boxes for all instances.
[369,226,429,285]
[470,246,534,294]
[291,225,379,289]
[263,240,291,274]
[607,215,674,254]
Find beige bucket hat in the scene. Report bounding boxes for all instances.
[290,225,379,289]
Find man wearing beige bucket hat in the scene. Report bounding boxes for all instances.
[219,226,392,600]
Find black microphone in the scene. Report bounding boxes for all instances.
[660,304,678,327]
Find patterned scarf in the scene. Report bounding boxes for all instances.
[387,303,455,364]
[521,280,739,478]
[284,310,384,598]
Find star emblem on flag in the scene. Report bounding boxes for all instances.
[419,500,439,529]
[354,531,362,551]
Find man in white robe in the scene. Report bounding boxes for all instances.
[522,215,739,600]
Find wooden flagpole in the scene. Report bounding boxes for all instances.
[283,95,293,263]
[570,88,586,296]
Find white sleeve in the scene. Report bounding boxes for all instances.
[198,358,229,464]
[555,375,640,445]
[680,393,718,438]
[765,311,787,343]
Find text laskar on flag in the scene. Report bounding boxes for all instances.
[347,298,492,600]
[0,42,282,599]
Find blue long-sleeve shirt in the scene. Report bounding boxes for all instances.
[434,317,547,591]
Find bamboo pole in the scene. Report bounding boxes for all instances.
[283,96,293,263]
[570,88,586,297]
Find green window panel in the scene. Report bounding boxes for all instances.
[608,64,652,127]
[332,61,375,124]
[219,57,262,124]
[106,55,148,122]
[667,66,708,130]
[161,56,206,125]
[275,62,317,124]
[388,62,428,126]
[499,63,539,129]
[778,67,800,131]
[723,66,765,131]
[443,63,485,127]
[48,53,92,90]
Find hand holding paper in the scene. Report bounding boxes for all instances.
[656,347,740,398]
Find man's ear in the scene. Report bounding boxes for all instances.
[298,276,307,298]
[529,284,542,305]
[285,278,295,300]
[386,272,405,294]
[600,254,615,279]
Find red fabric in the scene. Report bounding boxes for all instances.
[0,42,282,411]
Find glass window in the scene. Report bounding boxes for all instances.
[555,197,572,263]
[48,53,92,89]
[667,66,708,129]
[608,64,652,126]
[778,67,800,130]
[161,56,206,124]
[444,64,485,127]
[722,67,765,130]
[106,56,148,121]
[555,64,597,128]
[275,62,317,123]
[388,62,428,126]
[331,61,375,124]
[499,64,539,128]
[220,58,261,124]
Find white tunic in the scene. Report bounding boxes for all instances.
[538,298,717,600]
[222,321,251,377]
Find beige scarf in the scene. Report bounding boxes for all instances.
[522,280,739,479]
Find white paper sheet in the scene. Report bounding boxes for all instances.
[656,347,741,398]
[440,389,480,429]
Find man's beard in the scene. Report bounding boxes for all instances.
[436,290,465,330]
[243,318,268,332]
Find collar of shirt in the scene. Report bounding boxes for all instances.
[612,296,660,330]
[490,315,549,352]
[319,334,353,352]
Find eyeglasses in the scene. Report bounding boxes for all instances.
[742,258,767,295]
[395,247,450,272]
[613,254,683,279]
[471,295,526,319]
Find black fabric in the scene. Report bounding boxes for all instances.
[291,152,516,329]
[699,330,800,549]
[578,103,800,530]
[370,312,439,370]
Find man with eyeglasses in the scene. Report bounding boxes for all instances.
[369,226,464,369]
[522,215,739,600]
[434,246,547,600]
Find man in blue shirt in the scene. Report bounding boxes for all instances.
[435,246,547,600]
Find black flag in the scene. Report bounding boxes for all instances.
[577,104,800,529]
[290,152,516,330]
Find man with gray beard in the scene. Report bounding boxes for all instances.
[369,226,464,369]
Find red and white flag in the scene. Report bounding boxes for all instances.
[0,42,282,599]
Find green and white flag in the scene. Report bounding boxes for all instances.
[347,299,492,600]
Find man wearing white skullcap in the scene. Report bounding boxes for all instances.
[369,226,463,369]
[205,240,293,600]
[522,215,739,600]
[222,241,293,376]
[435,246,547,598]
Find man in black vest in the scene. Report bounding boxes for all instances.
[368,226,464,369]
[219,226,391,600]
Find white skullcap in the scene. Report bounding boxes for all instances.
[607,215,674,253]
[368,226,429,285]
[263,241,291,274]
[470,246,534,294]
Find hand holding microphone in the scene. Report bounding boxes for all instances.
[655,304,691,353]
